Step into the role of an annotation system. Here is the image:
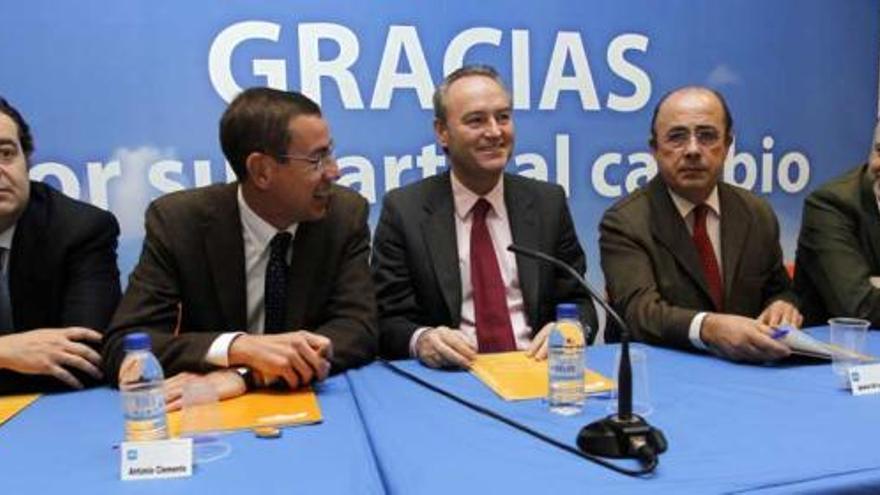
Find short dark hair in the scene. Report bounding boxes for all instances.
[219,87,322,181]
[649,86,734,149]
[0,97,34,158]
[433,64,510,124]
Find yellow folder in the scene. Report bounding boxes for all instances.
[0,394,40,426]
[470,352,614,401]
[167,388,322,436]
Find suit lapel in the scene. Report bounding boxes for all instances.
[648,178,716,307]
[286,220,321,330]
[505,176,540,328]
[8,184,48,328]
[859,166,880,267]
[203,184,247,330]
[421,174,462,325]
[718,184,753,304]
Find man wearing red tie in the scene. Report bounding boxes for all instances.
[600,86,801,362]
[371,65,597,368]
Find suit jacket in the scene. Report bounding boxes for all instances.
[599,176,795,349]
[104,183,377,384]
[371,172,597,359]
[795,164,880,326]
[1,181,121,394]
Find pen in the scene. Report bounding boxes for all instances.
[770,324,792,340]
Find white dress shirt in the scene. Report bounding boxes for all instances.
[409,173,531,355]
[204,186,299,367]
[667,187,721,351]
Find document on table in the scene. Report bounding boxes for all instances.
[470,351,614,401]
[167,388,322,436]
[0,394,40,426]
[782,330,876,362]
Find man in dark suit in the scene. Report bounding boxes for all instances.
[795,121,880,326]
[0,97,120,394]
[105,88,376,409]
[372,65,596,368]
[600,86,800,362]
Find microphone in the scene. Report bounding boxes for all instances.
[507,244,667,464]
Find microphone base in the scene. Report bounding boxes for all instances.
[577,414,667,460]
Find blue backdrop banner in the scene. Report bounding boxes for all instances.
[2,0,878,286]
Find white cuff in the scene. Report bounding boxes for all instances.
[205,332,246,367]
[409,327,431,358]
[688,312,710,351]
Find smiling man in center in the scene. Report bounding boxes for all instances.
[372,64,597,368]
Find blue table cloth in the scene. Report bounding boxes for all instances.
[0,374,384,495]
[348,327,880,494]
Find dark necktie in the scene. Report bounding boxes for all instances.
[470,199,516,353]
[692,204,724,310]
[264,232,292,332]
[0,248,12,333]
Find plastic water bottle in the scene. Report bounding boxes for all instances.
[119,332,168,441]
[548,303,586,415]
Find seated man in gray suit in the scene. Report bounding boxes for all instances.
[372,65,597,369]
[600,86,801,363]
[105,88,376,409]
[795,120,880,326]
[0,97,121,394]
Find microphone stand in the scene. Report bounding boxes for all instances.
[508,244,667,464]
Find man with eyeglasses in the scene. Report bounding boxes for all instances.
[599,86,801,363]
[104,88,376,408]
[0,97,120,394]
[372,65,597,369]
[794,120,880,327]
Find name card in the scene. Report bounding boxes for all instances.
[120,438,193,481]
[849,363,880,396]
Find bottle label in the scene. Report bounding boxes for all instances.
[122,389,166,420]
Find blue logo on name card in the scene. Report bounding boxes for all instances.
[126,449,138,461]
[851,371,861,382]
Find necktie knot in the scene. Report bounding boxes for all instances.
[692,203,710,225]
[472,198,491,221]
[270,232,292,260]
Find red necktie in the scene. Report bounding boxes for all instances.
[470,199,516,353]
[692,204,723,311]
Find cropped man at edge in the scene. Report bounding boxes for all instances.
[371,65,597,369]
[0,97,121,394]
[599,86,801,363]
[104,88,377,410]
[795,120,880,327]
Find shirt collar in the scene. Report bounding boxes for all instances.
[450,172,507,221]
[667,185,721,220]
[237,186,298,252]
[0,223,15,250]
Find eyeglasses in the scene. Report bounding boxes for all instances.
[662,128,723,148]
[274,146,336,173]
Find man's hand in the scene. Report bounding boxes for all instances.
[525,322,555,360]
[701,313,791,362]
[163,370,247,412]
[0,327,103,388]
[757,300,803,328]
[415,326,477,369]
[228,331,332,390]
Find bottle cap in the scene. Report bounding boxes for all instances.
[556,303,578,320]
[123,332,151,351]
